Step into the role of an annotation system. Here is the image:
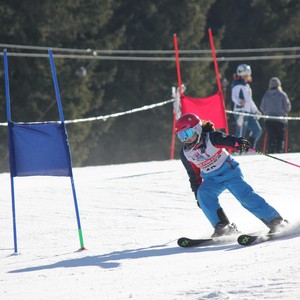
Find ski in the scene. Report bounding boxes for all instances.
[237,232,274,246]
[177,235,238,248]
[180,227,292,248]
[177,237,214,248]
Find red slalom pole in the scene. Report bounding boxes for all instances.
[249,148,300,168]
[208,28,229,135]
[173,34,183,97]
[170,111,176,160]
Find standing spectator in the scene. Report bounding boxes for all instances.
[260,77,291,153]
[231,64,262,149]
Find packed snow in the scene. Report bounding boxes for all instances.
[0,153,300,300]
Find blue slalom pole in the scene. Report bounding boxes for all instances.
[3,49,18,254]
[48,49,85,250]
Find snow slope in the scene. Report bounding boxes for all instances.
[1,153,300,300]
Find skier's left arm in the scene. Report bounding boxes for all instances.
[209,131,250,153]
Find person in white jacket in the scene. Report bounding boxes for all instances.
[231,64,262,149]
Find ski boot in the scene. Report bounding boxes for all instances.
[211,222,239,238]
[264,217,289,234]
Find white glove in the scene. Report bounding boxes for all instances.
[255,110,262,120]
[237,115,244,126]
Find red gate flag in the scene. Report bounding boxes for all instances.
[181,91,227,129]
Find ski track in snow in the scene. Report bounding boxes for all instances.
[0,153,300,299]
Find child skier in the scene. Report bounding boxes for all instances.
[176,113,288,237]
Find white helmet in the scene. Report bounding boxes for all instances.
[236,64,251,77]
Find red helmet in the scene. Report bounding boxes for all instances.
[176,113,202,136]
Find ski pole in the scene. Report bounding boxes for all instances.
[249,148,300,168]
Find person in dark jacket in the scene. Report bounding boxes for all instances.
[176,113,288,237]
[260,77,291,153]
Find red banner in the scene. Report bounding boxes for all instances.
[181,92,227,129]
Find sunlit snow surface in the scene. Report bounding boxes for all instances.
[1,153,299,299]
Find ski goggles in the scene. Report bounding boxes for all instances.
[177,128,195,142]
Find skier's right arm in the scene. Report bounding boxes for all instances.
[180,148,202,200]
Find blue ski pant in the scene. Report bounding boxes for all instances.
[234,114,262,149]
[242,115,262,149]
[197,157,281,228]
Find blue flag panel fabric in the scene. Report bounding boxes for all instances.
[9,122,72,177]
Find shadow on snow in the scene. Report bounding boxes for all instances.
[8,242,239,273]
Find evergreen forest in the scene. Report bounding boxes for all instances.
[0,0,299,170]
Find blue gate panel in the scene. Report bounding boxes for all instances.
[9,122,72,177]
